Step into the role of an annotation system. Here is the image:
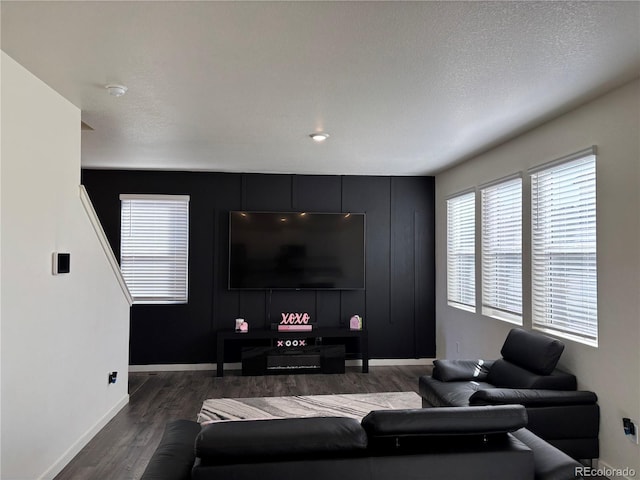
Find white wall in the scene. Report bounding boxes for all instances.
[0,36,4,480]
[1,52,130,480]
[435,79,640,477]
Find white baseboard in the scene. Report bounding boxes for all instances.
[129,363,218,372]
[39,394,129,480]
[129,358,434,373]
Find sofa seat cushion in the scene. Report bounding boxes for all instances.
[196,417,367,465]
[419,375,493,406]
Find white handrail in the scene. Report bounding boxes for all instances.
[79,184,133,306]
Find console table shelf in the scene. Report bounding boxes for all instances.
[216,328,368,377]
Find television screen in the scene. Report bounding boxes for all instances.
[229,211,365,290]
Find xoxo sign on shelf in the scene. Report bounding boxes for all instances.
[280,312,311,324]
[278,312,313,331]
[276,339,307,348]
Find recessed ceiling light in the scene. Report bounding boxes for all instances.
[309,132,329,142]
[105,84,128,97]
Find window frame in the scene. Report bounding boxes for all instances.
[480,175,523,325]
[529,147,597,346]
[119,194,190,305]
[446,190,476,312]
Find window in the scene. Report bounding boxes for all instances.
[447,191,476,311]
[531,150,597,345]
[481,177,522,323]
[120,194,190,304]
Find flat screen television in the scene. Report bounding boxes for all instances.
[229,211,365,290]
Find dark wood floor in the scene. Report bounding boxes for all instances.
[53,366,428,480]
[54,365,607,480]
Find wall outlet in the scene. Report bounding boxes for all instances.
[108,371,118,384]
[623,417,638,444]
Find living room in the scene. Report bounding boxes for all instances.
[1,2,639,480]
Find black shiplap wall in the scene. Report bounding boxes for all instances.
[81,170,435,365]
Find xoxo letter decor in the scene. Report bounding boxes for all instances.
[278,312,313,331]
[280,312,311,324]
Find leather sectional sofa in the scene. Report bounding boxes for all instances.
[140,405,585,480]
[419,328,599,461]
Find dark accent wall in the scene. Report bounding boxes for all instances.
[81,170,435,365]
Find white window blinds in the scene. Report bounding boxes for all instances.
[447,191,476,311]
[531,152,597,344]
[481,177,522,323]
[120,194,190,304]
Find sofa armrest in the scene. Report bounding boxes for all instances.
[432,359,494,382]
[511,428,584,480]
[469,389,598,407]
[140,420,201,480]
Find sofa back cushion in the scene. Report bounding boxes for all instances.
[432,359,493,382]
[196,417,367,465]
[361,405,528,438]
[500,328,564,375]
[487,359,577,389]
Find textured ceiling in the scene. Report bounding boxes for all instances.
[2,1,639,175]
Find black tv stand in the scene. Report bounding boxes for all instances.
[216,328,368,377]
[242,344,346,375]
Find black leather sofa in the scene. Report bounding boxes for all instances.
[419,328,599,461]
[141,405,585,480]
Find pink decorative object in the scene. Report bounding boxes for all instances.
[280,312,311,325]
[350,315,363,330]
[239,321,249,332]
[278,324,313,332]
[276,339,307,348]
